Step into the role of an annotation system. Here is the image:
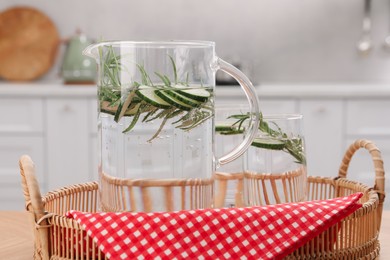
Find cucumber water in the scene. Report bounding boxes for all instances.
[100,85,214,140]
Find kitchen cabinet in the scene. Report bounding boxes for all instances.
[0,83,389,210]
[258,98,298,114]
[0,84,97,210]
[0,97,45,209]
[0,98,44,133]
[46,97,97,190]
[89,100,99,181]
[346,99,390,136]
[46,99,90,190]
[298,99,344,177]
[345,99,390,188]
[0,136,44,209]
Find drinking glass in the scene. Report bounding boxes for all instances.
[243,114,307,206]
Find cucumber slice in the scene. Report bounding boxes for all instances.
[215,124,245,134]
[136,86,171,109]
[156,90,193,111]
[218,130,245,135]
[251,137,285,150]
[165,90,202,107]
[177,88,210,102]
[215,124,235,132]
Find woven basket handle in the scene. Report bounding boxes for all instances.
[20,155,45,216]
[19,155,50,260]
[338,139,385,203]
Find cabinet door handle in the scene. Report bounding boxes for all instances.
[62,105,72,112]
[316,107,326,113]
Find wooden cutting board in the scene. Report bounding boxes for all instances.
[0,6,60,81]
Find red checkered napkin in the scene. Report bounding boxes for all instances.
[66,192,362,260]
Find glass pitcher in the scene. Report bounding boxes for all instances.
[84,41,259,212]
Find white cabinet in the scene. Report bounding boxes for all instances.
[216,97,298,114]
[258,98,298,114]
[0,137,45,210]
[346,99,390,136]
[0,98,44,133]
[0,94,98,210]
[0,97,45,210]
[46,99,92,190]
[298,99,344,177]
[89,99,99,181]
[345,99,390,200]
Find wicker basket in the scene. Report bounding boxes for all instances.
[20,139,385,260]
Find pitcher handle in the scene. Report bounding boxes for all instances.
[215,58,260,166]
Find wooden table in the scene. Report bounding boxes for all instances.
[1,211,389,259]
[0,211,34,260]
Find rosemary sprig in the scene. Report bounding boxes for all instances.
[226,113,306,164]
[174,109,212,131]
[155,72,171,87]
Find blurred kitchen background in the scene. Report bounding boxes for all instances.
[1,0,390,83]
[0,0,389,210]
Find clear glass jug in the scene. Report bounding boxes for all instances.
[84,41,259,212]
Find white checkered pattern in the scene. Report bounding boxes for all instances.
[66,192,362,260]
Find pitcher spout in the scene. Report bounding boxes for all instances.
[82,43,102,61]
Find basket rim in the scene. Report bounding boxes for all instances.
[40,175,380,224]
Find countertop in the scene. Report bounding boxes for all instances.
[0,210,389,259]
[1,81,390,98]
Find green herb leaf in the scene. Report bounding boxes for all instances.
[142,107,159,122]
[122,104,142,133]
[169,55,178,84]
[137,64,152,86]
[155,72,171,87]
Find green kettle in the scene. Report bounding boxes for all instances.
[61,30,96,84]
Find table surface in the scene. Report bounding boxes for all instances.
[1,211,389,259]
